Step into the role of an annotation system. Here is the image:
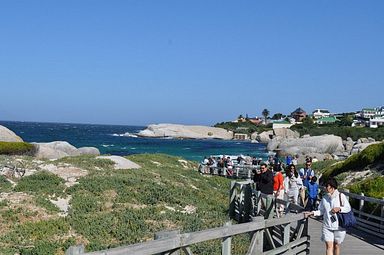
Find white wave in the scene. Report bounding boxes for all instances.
[102,144,115,147]
[111,132,138,138]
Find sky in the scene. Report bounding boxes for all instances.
[0,0,383,126]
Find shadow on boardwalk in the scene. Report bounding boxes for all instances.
[308,218,384,255]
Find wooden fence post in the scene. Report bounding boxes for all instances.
[154,230,180,255]
[359,193,365,218]
[247,216,264,255]
[229,181,237,219]
[65,245,84,255]
[381,197,384,230]
[222,221,232,255]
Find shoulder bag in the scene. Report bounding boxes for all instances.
[337,193,357,229]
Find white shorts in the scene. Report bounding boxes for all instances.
[321,228,346,244]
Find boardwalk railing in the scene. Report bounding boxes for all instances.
[341,190,384,239]
[198,164,258,179]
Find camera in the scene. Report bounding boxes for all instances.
[330,215,337,223]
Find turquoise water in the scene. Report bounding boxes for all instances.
[0,121,268,161]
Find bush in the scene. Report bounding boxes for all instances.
[0,142,36,156]
[322,142,384,180]
[14,171,66,196]
[0,175,12,192]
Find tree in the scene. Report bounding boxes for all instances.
[272,113,284,120]
[262,109,270,124]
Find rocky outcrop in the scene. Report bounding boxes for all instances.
[267,134,345,158]
[257,131,274,143]
[138,124,233,140]
[33,141,100,159]
[0,125,23,142]
[78,147,100,156]
[97,156,141,169]
[273,128,300,139]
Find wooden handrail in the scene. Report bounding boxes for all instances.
[81,215,306,255]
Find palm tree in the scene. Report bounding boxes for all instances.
[262,109,270,124]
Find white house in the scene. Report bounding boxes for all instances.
[312,109,331,119]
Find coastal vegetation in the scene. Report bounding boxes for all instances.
[214,121,272,135]
[321,142,384,181]
[291,123,384,141]
[0,141,36,155]
[0,154,252,255]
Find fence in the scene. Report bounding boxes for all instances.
[198,164,258,179]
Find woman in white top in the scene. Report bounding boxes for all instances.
[284,164,303,205]
[304,177,351,255]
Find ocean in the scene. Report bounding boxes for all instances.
[0,121,268,162]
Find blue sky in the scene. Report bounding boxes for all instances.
[1,0,383,126]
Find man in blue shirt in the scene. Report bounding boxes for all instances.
[299,160,315,206]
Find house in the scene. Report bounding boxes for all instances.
[312,109,331,119]
[316,116,338,125]
[272,120,293,129]
[291,107,307,122]
[233,133,249,140]
[248,117,263,125]
[369,106,384,128]
[360,108,376,119]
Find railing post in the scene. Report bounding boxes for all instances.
[359,193,365,218]
[154,230,180,255]
[381,197,384,231]
[247,216,264,255]
[65,245,84,255]
[229,181,237,219]
[222,221,232,255]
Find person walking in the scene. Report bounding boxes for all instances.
[253,163,274,218]
[273,165,285,217]
[299,160,315,206]
[304,177,351,255]
[284,164,303,205]
[305,175,319,211]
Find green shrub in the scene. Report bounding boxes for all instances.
[322,142,384,180]
[35,196,60,213]
[54,155,115,173]
[14,171,66,196]
[0,142,36,156]
[0,175,12,192]
[348,176,384,198]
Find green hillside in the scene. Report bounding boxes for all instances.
[0,154,250,255]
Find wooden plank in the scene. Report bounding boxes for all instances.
[263,236,308,255]
[181,247,193,255]
[341,191,384,205]
[353,209,384,222]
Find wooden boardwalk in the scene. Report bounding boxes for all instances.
[307,218,384,255]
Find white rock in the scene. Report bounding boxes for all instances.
[257,131,274,143]
[78,147,100,156]
[138,124,233,140]
[33,141,80,159]
[268,135,345,157]
[0,125,23,142]
[97,155,141,169]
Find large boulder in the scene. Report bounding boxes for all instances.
[343,137,354,153]
[0,125,23,142]
[97,156,141,169]
[257,131,274,143]
[268,135,344,158]
[78,147,100,156]
[273,128,300,139]
[33,141,81,159]
[138,124,233,140]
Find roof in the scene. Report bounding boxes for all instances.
[292,107,306,114]
[316,116,338,122]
